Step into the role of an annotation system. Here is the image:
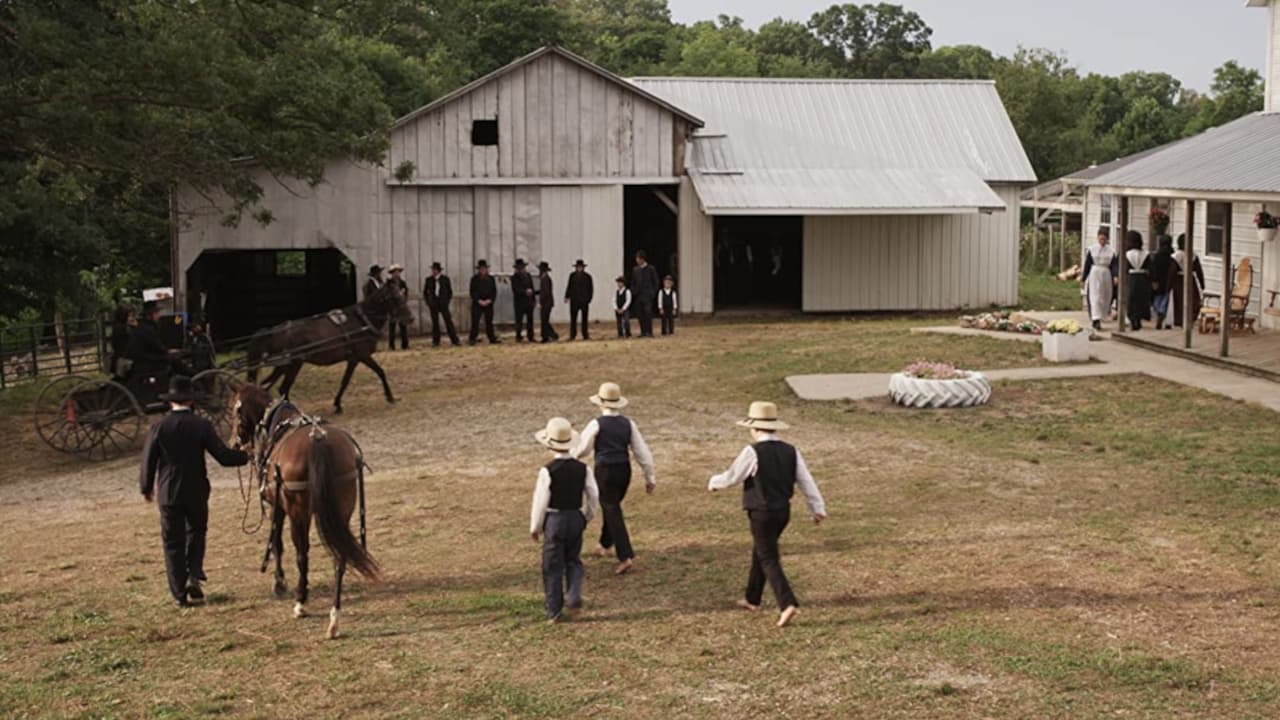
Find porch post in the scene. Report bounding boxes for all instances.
[1031,187,1040,267]
[1184,199,1195,350]
[1059,211,1067,271]
[1221,213,1232,357]
[1117,196,1129,332]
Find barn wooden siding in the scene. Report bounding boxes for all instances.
[800,186,1022,311]
[389,51,688,183]
[677,177,714,313]
[1083,190,1269,327]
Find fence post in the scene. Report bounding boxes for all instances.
[96,315,106,374]
[61,317,73,375]
[0,328,6,390]
[28,325,39,379]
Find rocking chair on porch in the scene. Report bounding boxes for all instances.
[1198,257,1255,334]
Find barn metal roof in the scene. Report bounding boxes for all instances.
[1087,112,1280,196]
[630,76,1035,214]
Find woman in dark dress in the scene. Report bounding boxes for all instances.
[1124,230,1154,331]
[1150,235,1175,329]
[1169,233,1205,329]
[109,305,135,378]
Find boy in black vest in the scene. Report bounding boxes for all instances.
[658,275,678,335]
[571,382,656,575]
[613,276,632,338]
[530,417,600,623]
[708,401,826,628]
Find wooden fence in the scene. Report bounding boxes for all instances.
[0,316,105,389]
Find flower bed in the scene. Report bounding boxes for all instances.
[889,361,991,409]
[959,311,1043,335]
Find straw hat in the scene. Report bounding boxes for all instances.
[589,382,628,409]
[736,401,789,431]
[388,263,404,273]
[535,417,577,451]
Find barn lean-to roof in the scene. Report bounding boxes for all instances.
[630,76,1035,215]
[391,46,705,131]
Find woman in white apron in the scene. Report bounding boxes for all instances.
[1082,227,1118,330]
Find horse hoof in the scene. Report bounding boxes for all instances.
[273,583,288,599]
[326,609,340,639]
[293,602,306,618]
[386,397,396,405]
[333,406,343,415]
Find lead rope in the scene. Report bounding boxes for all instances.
[237,447,266,535]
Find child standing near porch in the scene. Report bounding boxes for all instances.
[658,275,678,336]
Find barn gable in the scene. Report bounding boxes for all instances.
[389,47,703,183]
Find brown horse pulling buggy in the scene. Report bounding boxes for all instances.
[32,282,412,461]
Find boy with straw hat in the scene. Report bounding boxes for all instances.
[530,417,600,623]
[708,401,826,628]
[571,382,656,575]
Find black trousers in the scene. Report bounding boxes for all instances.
[430,306,459,346]
[596,462,634,561]
[569,302,590,339]
[745,508,797,609]
[660,312,675,335]
[635,296,655,336]
[388,322,409,350]
[159,501,209,602]
[541,510,585,619]
[615,310,631,337]
[540,304,559,341]
[469,303,497,342]
[514,303,535,340]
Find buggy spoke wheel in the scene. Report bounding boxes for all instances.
[59,380,144,461]
[33,375,89,452]
[193,370,239,441]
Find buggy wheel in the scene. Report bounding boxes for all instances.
[193,369,239,441]
[65,379,145,461]
[33,375,90,453]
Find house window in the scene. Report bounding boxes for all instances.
[276,250,307,277]
[1206,202,1231,256]
[471,118,498,146]
[1099,194,1112,232]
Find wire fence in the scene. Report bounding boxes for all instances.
[0,316,105,390]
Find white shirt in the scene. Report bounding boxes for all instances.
[571,410,657,486]
[529,452,600,534]
[615,288,632,312]
[708,434,826,517]
[658,288,678,312]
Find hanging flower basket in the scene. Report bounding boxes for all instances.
[888,362,991,408]
[1041,319,1090,362]
[1256,210,1278,243]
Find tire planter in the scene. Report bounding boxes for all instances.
[888,372,991,408]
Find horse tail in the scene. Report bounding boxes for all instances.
[309,430,379,580]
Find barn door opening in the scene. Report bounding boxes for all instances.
[713,216,803,308]
[624,186,678,284]
[186,248,356,343]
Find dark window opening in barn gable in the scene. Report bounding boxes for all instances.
[471,118,498,146]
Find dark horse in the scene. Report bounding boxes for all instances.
[246,281,412,413]
[232,383,379,638]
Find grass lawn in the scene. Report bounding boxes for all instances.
[1018,270,1084,311]
[2,316,1279,719]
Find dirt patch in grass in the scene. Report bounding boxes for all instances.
[2,316,1279,719]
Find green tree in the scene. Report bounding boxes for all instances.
[1185,60,1264,134]
[993,48,1085,180]
[560,0,683,76]
[673,17,759,77]
[752,19,839,78]
[916,44,999,80]
[807,3,933,78]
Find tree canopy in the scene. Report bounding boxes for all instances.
[0,0,1265,321]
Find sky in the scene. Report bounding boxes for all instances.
[666,0,1267,93]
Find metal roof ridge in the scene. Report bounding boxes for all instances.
[630,76,997,86]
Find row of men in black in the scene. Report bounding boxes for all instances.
[418,250,659,345]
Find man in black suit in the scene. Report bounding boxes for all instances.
[510,258,536,342]
[363,265,384,299]
[469,259,501,344]
[537,261,559,343]
[564,259,594,340]
[423,261,460,347]
[386,264,410,350]
[630,250,660,338]
[140,376,249,607]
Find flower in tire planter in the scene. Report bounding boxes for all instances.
[888,361,991,408]
[1041,319,1090,362]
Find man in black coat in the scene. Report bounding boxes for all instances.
[510,258,536,342]
[363,265,384,299]
[564,259,594,341]
[127,301,191,386]
[423,261,460,347]
[469,259,501,344]
[629,250,660,338]
[140,376,249,607]
[537,261,560,343]
[386,264,410,350]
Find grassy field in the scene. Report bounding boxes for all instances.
[1017,271,1084,312]
[2,316,1279,719]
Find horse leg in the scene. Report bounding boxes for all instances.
[333,360,358,414]
[279,362,303,400]
[270,503,287,598]
[327,559,346,640]
[361,356,395,405]
[291,509,311,619]
[259,365,286,391]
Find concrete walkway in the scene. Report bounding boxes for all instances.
[786,325,1280,412]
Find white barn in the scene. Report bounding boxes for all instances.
[174,47,1034,339]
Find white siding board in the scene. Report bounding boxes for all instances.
[498,73,514,177]
[677,177,714,313]
[658,111,674,177]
